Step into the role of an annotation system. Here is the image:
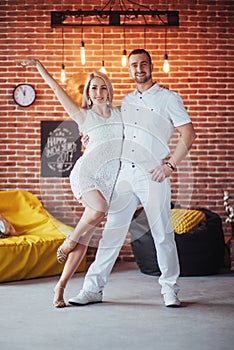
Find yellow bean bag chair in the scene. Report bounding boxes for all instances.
[0,190,86,283]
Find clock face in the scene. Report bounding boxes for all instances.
[13,83,36,107]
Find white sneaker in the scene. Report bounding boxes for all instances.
[68,289,103,306]
[163,291,181,307]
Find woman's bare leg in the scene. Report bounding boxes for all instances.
[53,233,93,307]
[53,190,107,307]
[57,190,108,262]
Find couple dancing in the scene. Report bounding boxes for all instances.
[21,49,196,308]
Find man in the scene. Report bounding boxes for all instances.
[68,49,196,307]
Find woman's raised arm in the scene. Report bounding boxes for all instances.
[20,59,85,124]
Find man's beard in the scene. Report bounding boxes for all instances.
[134,72,152,84]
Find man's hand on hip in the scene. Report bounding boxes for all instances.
[150,164,173,182]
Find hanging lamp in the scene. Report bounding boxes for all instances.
[60,26,66,83]
[99,29,107,74]
[80,27,86,65]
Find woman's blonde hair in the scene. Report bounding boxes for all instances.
[82,71,113,109]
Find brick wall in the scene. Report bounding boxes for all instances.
[1,0,233,261]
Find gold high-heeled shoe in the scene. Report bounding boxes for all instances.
[57,236,77,264]
[53,286,66,308]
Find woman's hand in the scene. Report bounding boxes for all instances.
[19,59,38,68]
[81,134,89,148]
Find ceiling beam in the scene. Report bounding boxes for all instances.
[51,10,179,27]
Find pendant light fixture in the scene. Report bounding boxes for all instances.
[163,1,170,74]
[99,61,107,74]
[163,53,170,74]
[60,26,66,83]
[121,26,127,67]
[60,1,66,83]
[163,28,170,73]
[99,29,107,74]
[80,27,86,65]
[144,27,147,49]
[121,50,127,67]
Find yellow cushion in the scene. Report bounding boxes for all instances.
[0,190,72,236]
[171,209,206,234]
[0,190,86,283]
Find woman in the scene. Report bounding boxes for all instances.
[20,59,123,307]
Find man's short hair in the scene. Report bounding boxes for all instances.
[128,49,152,65]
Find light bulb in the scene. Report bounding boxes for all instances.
[99,61,107,74]
[163,54,170,73]
[80,41,86,65]
[60,63,66,83]
[121,49,127,67]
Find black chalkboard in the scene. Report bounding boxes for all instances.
[41,120,81,177]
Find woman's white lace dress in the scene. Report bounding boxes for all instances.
[70,106,123,205]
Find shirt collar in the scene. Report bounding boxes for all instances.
[134,82,159,96]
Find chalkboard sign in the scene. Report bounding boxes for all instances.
[41,120,81,177]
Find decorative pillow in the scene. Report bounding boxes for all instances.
[171,209,206,234]
[0,214,17,238]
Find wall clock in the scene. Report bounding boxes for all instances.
[13,83,36,107]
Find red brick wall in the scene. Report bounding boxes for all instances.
[1,1,233,261]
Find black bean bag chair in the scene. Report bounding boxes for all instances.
[130,208,225,276]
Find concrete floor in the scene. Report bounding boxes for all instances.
[0,262,234,350]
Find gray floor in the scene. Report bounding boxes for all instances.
[1,261,234,350]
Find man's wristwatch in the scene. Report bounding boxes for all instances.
[164,162,175,171]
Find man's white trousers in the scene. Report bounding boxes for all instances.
[83,163,180,295]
